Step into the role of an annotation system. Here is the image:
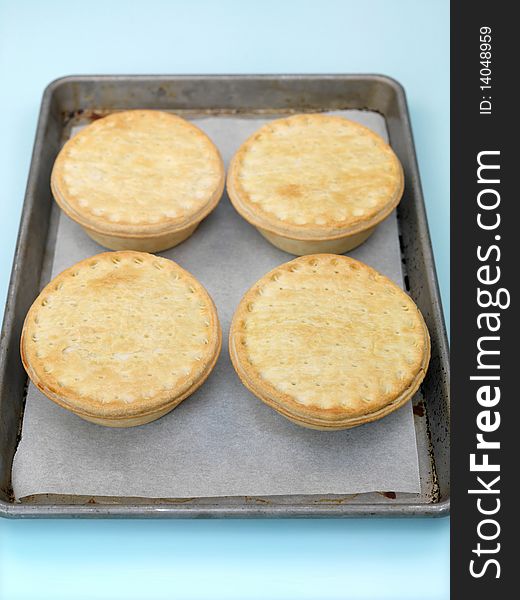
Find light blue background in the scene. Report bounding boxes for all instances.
[0,1,449,599]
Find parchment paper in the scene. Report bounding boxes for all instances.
[12,110,420,499]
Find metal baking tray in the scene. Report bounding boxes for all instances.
[0,75,450,517]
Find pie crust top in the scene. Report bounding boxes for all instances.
[51,110,225,237]
[229,254,430,427]
[227,114,404,240]
[21,252,221,420]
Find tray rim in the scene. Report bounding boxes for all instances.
[0,74,450,518]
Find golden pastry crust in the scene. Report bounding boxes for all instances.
[21,251,221,424]
[51,110,225,238]
[229,254,429,429]
[227,114,404,241]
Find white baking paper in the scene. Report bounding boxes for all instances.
[12,110,420,499]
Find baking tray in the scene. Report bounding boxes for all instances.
[0,75,450,517]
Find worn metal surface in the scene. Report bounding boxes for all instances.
[0,75,450,518]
